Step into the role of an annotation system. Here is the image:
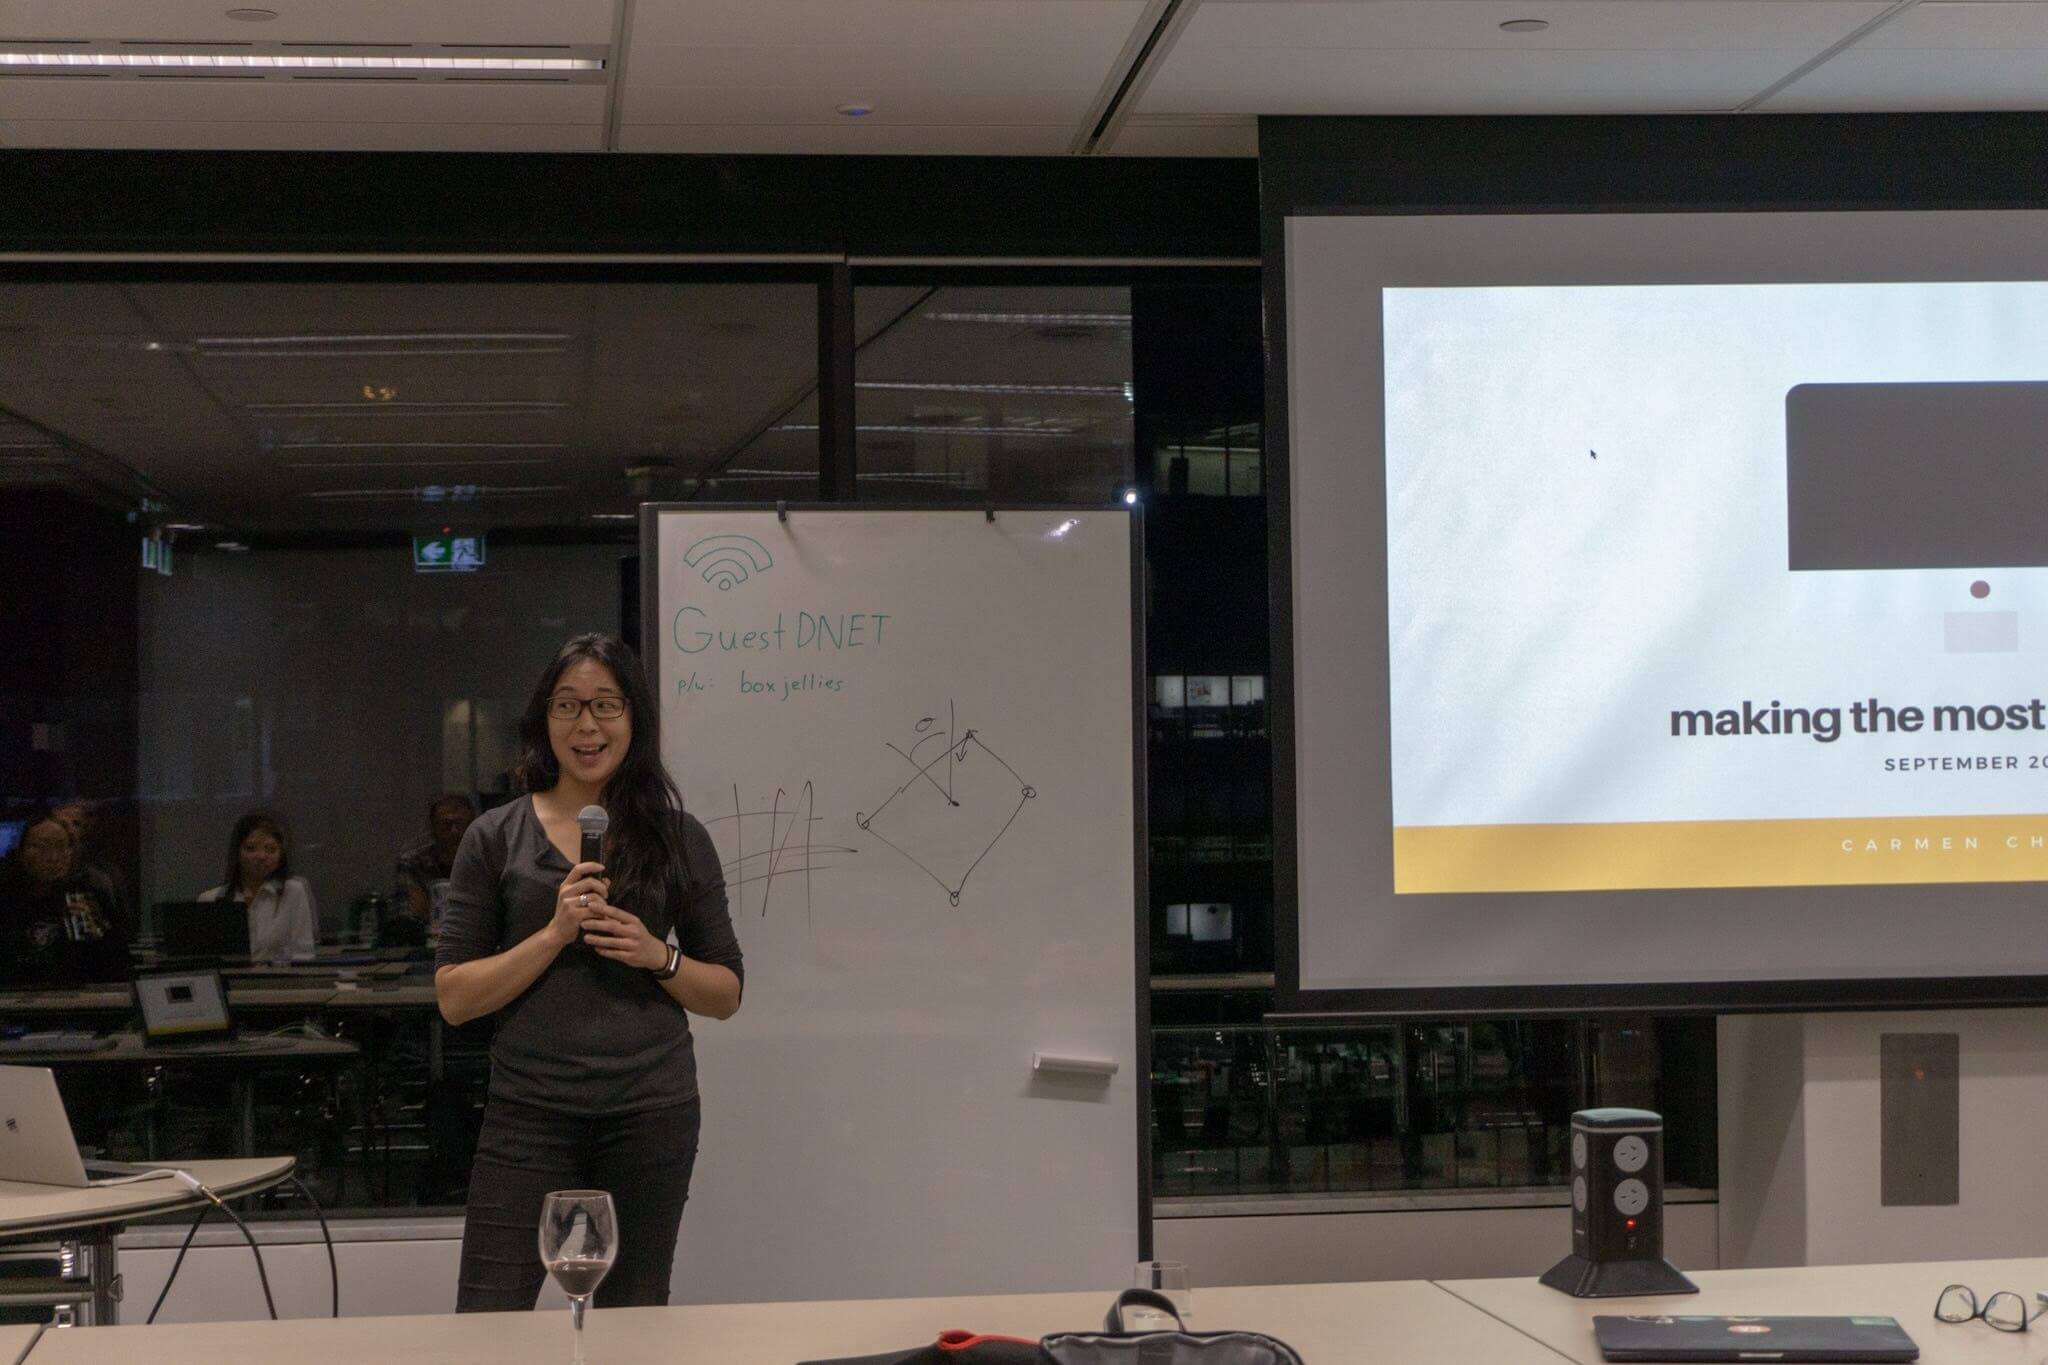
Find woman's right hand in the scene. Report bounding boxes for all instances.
[548,862,610,947]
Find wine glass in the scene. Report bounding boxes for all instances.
[1133,1259,1193,1324]
[539,1190,617,1365]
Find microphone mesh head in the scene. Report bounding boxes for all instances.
[576,804,609,834]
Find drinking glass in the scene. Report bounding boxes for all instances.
[540,1190,618,1365]
[1134,1259,1193,1323]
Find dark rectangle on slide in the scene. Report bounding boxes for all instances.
[1787,381,2048,570]
[1879,1032,1958,1207]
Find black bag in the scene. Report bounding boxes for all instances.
[1038,1290,1307,1365]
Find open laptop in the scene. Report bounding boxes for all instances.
[1594,1315,1920,1362]
[154,899,251,963]
[0,1065,168,1186]
[133,970,236,1045]
[133,970,290,1052]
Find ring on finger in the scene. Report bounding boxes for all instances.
[579,893,590,908]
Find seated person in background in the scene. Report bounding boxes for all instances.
[394,792,476,936]
[199,810,317,962]
[48,797,129,930]
[0,815,129,986]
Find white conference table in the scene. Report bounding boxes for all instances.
[2,1326,40,1365]
[1443,1256,2048,1365]
[18,1279,1566,1365]
[20,1257,2048,1364]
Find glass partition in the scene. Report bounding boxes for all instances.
[0,267,1719,1221]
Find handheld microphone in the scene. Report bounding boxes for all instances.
[575,805,608,941]
[576,805,609,870]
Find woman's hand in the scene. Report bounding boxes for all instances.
[549,861,609,948]
[582,902,668,970]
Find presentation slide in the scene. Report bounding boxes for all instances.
[1281,210,2048,998]
[1387,282,2048,896]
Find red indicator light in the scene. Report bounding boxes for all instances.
[1625,1219,1637,1229]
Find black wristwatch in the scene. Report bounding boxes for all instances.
[654,944,682,981]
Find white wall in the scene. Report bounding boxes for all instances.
[1157,1197,1718,1287]
[136,543,625,932]
[1718,1008,2048,1268]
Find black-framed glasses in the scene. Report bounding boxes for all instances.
[547,696,629,722]
[1934,1284,2040,1332]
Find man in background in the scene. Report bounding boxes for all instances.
[48,798,128,932]
[394,793,476,938]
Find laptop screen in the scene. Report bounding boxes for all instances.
[135,971,232,1040]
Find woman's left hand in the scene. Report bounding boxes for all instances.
[580,903,668,971]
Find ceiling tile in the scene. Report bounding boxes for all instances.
[1102,116,1257,157]
[616,122,1080,155]
[625,0,1147,52]
[1761,0,2048,109]
[1140,0,1893,116]
[619,0,1149,153]
[1,0,613,45]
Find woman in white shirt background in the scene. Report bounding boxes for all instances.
[200,810,318,962]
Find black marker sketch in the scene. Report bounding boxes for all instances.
[700,781,855,922]
[854,701,1037,906]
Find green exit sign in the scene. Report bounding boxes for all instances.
[413,534,485,573]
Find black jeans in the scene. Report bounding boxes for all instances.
[456,1094,702,1312]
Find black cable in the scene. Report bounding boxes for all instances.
[145,1204,214,1325]
[199,1188,278,1321]
[288,1174,339,1318]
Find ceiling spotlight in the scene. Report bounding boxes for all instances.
[226,7,279,18]
[836,102,874,118]
[1499,18,1550,32]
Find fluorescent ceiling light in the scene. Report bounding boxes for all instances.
[924,311,1132,327]
[196,331,573,357]
[246,400,568,415]
[0,52,601,72]
[856,381,1132,399]
[777,423,1079,439]
[276,441,567,451]
[282,458,552,470]
[306,484,568,501]
[586,512,639,521]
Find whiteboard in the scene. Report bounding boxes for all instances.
[644,506,1145,1303]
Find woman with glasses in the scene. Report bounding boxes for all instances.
[434,632,744,1312]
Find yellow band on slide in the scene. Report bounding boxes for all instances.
[1394,814,2048,893]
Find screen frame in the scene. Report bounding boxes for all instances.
[1260,114,2048,1018]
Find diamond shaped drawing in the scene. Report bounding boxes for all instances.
[854,706,1036,906]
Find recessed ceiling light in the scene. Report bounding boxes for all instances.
[1499,18,1550,32]
[836,102,874,118]
[226,7,279,19]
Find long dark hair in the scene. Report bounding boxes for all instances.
[222,810,291,899]
[517,633,688,920]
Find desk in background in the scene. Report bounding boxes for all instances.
[0,1157,294,1327]
[14,1280,1562,1365]
[0,977,432,1194]
[0,1035,357,1158]
[1443,1255,2048,1365]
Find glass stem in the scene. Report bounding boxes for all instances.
[571,1295,587,1365]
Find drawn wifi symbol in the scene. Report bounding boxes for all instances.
[682,533,774,591]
